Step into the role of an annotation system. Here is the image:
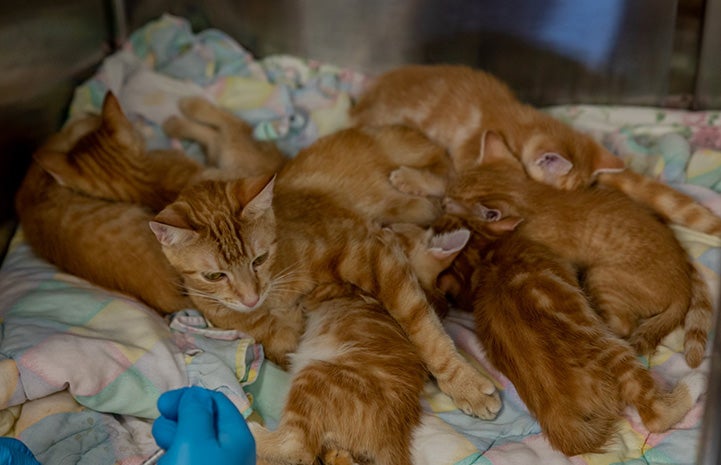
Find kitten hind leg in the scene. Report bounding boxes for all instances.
[177,96,249,132]
[627,300,688,358]
[163,115,222,166]
[603,338,702,432]
[583,268,686,356]
[177,96,286,176]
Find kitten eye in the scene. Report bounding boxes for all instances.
[202,271,227,282]
[252,252,269,269]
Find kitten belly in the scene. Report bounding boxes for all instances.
[287,312,353,375]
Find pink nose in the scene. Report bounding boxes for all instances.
[242,294,260,308]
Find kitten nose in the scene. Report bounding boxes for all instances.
[242,294,260,308]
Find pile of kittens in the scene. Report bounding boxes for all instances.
[15,64,718,463]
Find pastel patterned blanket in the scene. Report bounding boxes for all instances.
[0,13,719,465]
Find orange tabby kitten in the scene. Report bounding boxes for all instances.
[250,228,468,465]
[15,102,191,313]
[439,133,713,368]
[34,93,204,213]
[47,95,501,418]
[352,64,721,236]
[428,213,704,456]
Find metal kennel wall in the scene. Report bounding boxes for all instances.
[0,1,718,463]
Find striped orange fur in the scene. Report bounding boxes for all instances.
[15,110,191,313]
[250,283,427,465]
[432,213,704,455]
[442,134,713,369]
[352,64,721,236]
[598,169,721,237]
[31,95,503,454]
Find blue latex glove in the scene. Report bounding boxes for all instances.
[152,386,256,465]
[0,437,41,465]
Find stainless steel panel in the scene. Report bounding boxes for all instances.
[124,0,680,106]
[697,301,721,465]
[694,0,721,109]
[0,0,111,249]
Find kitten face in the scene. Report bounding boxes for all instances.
[150,176,278,313]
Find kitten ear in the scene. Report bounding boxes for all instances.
[428,229,470,264]
[101,92,138,147]
[479,131,518,166]
[150,206,198,247]
[239,175,275,220]
[101,92,126,124]
[487,216,523,233]
[591,147,625,176]
[34,150,75,186]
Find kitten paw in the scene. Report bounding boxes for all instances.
[178,96,213,117]
[679,371,707,402]
[161,115,187,138]
[437,367,502,419]
[389,167,431,197]
[321,449,358,465]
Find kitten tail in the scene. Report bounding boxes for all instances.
[598,170,721,237]
[683,265,713,368]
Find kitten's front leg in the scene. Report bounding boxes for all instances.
[424,330,502,419]
[351,236,502,419]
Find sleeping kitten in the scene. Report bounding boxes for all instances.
[14,104,191,313]
[34,93,204,213]
[35,94,286,213]
[439,133,713,368]
[46,94,501,418]
[352,64,721,236]
[250,228,468,465]
[427,213,704,456]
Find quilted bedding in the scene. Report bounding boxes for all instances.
[0,14,719,465]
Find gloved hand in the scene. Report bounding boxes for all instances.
[152,386,256,465]
[0,437,41,465]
